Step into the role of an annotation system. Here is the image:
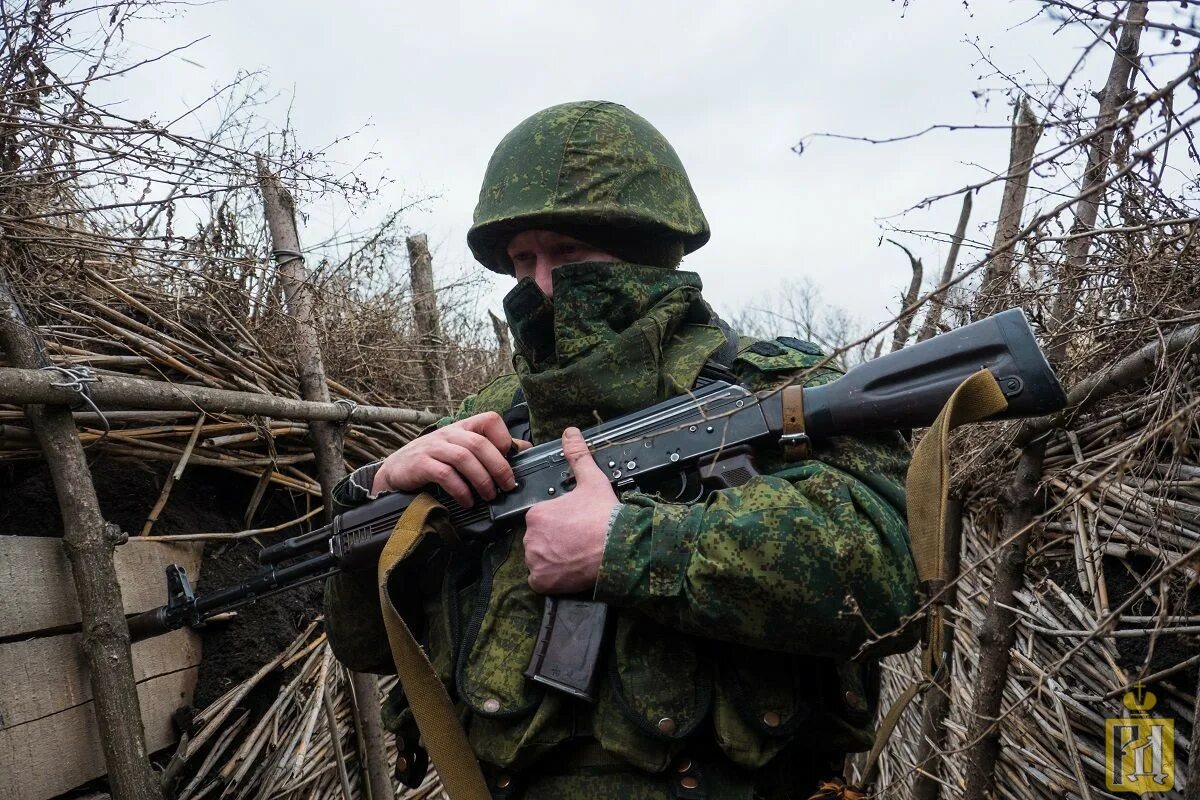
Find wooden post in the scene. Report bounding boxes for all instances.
[258,161,395,800]
[917,192,972,343]
[975,97,1043,319]
[0,366,437,426]
[1050,2,1146,348]
[887,240,922,352]
[961,7,1149,800]
[0,269,161,799]
[258,159,344,515]
[406,233,454,415]
[489,310,512,373]
[324,672,356,800]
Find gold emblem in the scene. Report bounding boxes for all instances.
[1106,683,1174,793]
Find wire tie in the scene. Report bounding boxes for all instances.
[271,248,305,268]
[333,397,359,425]
[40,365,111,437]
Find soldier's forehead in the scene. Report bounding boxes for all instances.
[506,229,587,248]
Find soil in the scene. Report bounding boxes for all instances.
[1,452,252,538]
[1039,551,1084,597]
[1103,552,1200,677]
[190,538,322,708]
[1020,547,1200,695]
[0,453,324,710]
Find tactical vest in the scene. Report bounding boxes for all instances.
[422,330,882,774]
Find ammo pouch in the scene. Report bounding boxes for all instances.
[453,531,569,769]
[447,529,882,773]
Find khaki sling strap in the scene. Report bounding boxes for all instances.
[377,492,491,800]
[858,368,1009,787]
[905,368,1008,675]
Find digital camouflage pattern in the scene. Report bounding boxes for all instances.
[596,435,915,660]
[503,262,726,442]
[325,263,920,799]
[468,102,710,274]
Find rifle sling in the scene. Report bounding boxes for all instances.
[378,492,491,800]
[905,368,1008,675]
[859,677,925,788]
[861,369,1008,784]
[780,384,811,460]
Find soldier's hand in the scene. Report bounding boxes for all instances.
[524,427,618,594]
[371,412,530,508]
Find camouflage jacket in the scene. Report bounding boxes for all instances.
[324,264,920,796]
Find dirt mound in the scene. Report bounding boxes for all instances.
[0,457,322,710]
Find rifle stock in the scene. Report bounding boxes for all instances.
[771,307,1066,438]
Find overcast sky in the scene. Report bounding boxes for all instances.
[113,0,1120,332]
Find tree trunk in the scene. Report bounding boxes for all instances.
[976,97,1043,318]
[406,233,454,415]
[0,269,161,799]
[259,163,395,800]
[961,7,1149,800]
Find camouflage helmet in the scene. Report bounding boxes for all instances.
[468,101,710,274]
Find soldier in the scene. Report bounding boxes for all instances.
[325,100,920,800]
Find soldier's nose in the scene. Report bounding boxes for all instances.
[536,263,555,298]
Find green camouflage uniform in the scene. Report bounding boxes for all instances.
[324,102,920,800]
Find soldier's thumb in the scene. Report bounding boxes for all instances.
[560,427,605,485]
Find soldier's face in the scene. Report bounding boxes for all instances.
[506,229,618,298]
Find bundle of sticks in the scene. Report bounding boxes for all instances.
[165,625,445,800]
[869,367,1200,799]
[0,263,438,530]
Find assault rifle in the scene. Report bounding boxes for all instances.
[128,308,1066,699]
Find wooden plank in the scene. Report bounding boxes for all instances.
[0,537,205,797]
[0,537,203,638]
[0,628,201,732]
[0,665,198,800]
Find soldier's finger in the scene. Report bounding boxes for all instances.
[429,441,494,503]
[560,427,605,484]
[459,411,514,454]
[417,455,475,509]
[443,427,516,491]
